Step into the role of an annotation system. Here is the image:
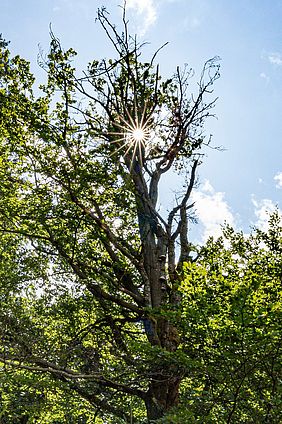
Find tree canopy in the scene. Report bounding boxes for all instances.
[0,7,281,423]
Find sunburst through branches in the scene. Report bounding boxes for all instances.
[106,103,154,171]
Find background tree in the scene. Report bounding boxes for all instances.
[180,211,282,423]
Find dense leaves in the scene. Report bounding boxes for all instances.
[0,11,281,424]
[175,212,282,423]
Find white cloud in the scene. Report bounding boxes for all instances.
[268,52,282,66]
[192,180,235,242]
[201,179,214,193]
[274,171,282,188]
[259,72,270,84]
[126,0,157,35]
[251,197,278,231]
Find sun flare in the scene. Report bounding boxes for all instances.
[105,102,156,171]
[131,127,145,142]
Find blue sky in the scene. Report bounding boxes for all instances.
[1,0,281,242]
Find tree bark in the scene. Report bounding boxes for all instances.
[146,368,181,421]
[144,318,181,421]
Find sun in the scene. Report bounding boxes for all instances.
[105,102,155,171]
[131,127,145,142]
[125,125,149,148]
[108,119,152,167]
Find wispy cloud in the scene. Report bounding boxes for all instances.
[259,72,270,84]
[182,16,202,31]
[251,197,279,231]
[192,180,235,242]
[274,171,282,188]
[126,0,157,35]
[268,52,282,66]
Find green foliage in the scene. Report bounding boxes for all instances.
[0,10,281,424]
[176,211,282,423]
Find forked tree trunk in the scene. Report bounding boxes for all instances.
[132,158,183,421]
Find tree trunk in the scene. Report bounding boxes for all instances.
[145,319,181,422]
[145,374,181,421]
[132,157,183,421]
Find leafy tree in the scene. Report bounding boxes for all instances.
[0,8,220,422]
[0,12,281,421]
[6,5,282,422]
[175,211,282,423]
